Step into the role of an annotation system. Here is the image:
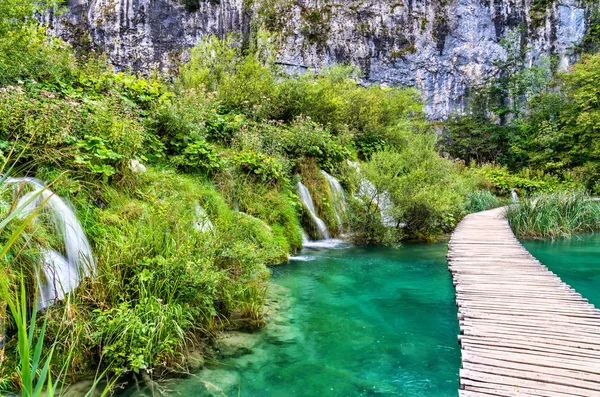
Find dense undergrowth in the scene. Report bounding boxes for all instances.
[2,0,598,393]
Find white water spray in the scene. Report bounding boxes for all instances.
[8,177,95,309]
[349,162,396,227]
[321,171,346,228]
[511,189,519,204]
[194,205,214,233]
[296,181,330,240]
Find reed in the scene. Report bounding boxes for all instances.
[506,190,600,239]
[464,190,503,213]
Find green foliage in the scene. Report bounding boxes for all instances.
[93,296,191,375]
[1,280,58,397]
[346,196,403,246]
[463,190,502,213]
[172,139,224,175]
[447,27,600,192]
[513,52,600,191]
[0,0,75,85]
[444,115,516,164]
[279,117,351,171]
[575,9,600,55]
[48,168,285,377]
[214,173,303,252]
[0,81,146,181]
[181,31,277,119]
[358,130,471,241]
[233,151,283,184]
[507,190,600,238]
[180,32,424,158]
[473,164,583,194]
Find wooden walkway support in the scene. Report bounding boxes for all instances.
[448,207,600,397]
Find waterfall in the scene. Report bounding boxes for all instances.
[321,171,346,228]
[8,177,95,309]
[296,181,330,240]
[349,162,396,227]
[194,205,214,233]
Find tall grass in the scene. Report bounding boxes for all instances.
[0,171,113,396]
[464,190,503,213]
[506,190,600,238]
[0,174,58,396]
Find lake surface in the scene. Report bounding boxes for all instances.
[522,234,600,307]
[124,242,460,396]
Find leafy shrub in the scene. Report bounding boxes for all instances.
[233,151,283,184]
[443,115,517,164]
[0,0,75,84]
[360,131,468,240]
[0,84,145,180]
[93,297,191,375]
[474,164,583,194]
[181,31,277,119]
[212,172,303,252]
[181,33,425,158]
[279,117,351,171]
[171,139,224,175]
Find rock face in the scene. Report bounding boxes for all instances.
[50,0,590,119]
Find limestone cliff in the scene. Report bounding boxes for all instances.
[49,0,591,119]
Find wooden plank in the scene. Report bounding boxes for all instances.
[448,207,600,396]
[462,352,600,383]
[460,368,593,396]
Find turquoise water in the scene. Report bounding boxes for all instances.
[124,242,460,396]
[522,234,600,307]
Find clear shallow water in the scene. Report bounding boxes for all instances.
[123,243,460,397]
[522,234,600,306]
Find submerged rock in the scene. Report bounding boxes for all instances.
[214,331,261,359]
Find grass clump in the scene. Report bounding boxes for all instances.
[506,190,600,239]
[464,190,503,213]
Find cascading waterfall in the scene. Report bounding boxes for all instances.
[349,162,396,227]
[321,171,346,229]
[8,177,95,309]
[296,181,330,241]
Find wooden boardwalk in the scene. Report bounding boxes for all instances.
[448,207,600,397]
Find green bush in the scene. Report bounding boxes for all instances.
[180,32,425,159]
[360,130,470,240]
[171,139,224,175]
[279,117,351,171]
[0,0,75,84]
[181,31,277,119]
[474,164,583,194]
[233,151,284,184]
[0,84,145,180]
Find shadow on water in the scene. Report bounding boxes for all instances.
[119,242,460,397]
